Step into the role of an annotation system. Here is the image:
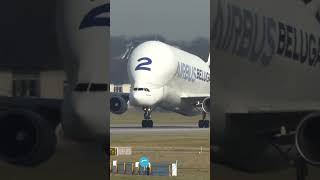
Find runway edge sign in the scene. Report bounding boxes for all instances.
[110,147,117,156]
[110,147,132,156]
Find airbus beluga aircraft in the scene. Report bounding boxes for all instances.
[212,0,320,179]
[0,0,109,167]
[110,41,210,128]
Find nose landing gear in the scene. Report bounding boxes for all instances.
[198,112,209,128]
[142,107,153,128]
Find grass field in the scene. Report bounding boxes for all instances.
[110,131,210,180]
[111,111,320,180]
[111,110,210,180]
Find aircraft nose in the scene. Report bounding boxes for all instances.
[67,92,108,139]
[130,86,164,107]
[131,92,153,106]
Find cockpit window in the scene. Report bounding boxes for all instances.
[74,83,88,92]
[133,87,150,92]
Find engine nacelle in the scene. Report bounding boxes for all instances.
[0,110,57,166]
[296,112,320,166]
[202,97,210,113]
[110,95,128,114]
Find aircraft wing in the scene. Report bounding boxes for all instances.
[181,94,209,104]
[224,107,320,147]
[246,103,320,113]
[0,96,61,110]
[180,95,210,110]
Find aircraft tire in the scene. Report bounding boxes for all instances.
[148,120,153,128]
[142,120,147,128]
[142,120,153,128]
[204,120,210,128]
[198,120,204,128]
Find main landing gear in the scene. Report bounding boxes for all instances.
[141,107,153,128]
[269,131,309,180]
[198,112,209,128]
[295,154,308,180]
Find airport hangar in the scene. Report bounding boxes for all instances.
[0,65,130,99]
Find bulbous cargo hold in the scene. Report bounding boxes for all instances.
[56,0,110,141]
[128,41,209,91]
[128,41,179,88]
[211,0,320,174]
[126,40,210,128]
[0,0,110,167]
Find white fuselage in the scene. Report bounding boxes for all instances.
[128,41,210,116]
[57,0,109,140]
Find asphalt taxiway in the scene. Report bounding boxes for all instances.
[110,123,209,134]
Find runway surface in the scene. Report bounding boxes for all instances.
[110,123,209,134]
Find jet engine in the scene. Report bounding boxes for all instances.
[110,95,128,114]
[0,110,57,167]
[296,112,320,166]
[202,97,210,113]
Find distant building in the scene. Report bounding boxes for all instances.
[0,69,65,99]
[0,67,131,99]
[110,83,131,93]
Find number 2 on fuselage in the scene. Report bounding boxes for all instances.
[135,57,152,71]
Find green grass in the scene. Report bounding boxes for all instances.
[111,132,209,148]
[110,130,210,180]
[111,112,320,180]
[110,111,210,179]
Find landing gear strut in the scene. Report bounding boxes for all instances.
[198,112,209,128]
[295,154,308,180]
[142,107,153,128]
[269,133,309,180]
